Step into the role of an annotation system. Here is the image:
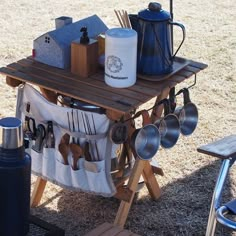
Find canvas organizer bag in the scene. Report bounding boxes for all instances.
[16,84,118,197]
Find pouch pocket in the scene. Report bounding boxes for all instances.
[30,148,43,175]
[55,159,72,187]
[42,148,56,181]
[71,158,90,190]
[84,160,112,195]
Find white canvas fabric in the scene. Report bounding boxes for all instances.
[16,84,117,197]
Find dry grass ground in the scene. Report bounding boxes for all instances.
[0,0,236,235]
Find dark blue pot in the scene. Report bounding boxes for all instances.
[130,2,186,75]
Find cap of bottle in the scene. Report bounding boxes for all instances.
[0,117,23,149]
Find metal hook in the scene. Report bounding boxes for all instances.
[122,73,197,124]
[175,73,197,97]
[187,73,197,89]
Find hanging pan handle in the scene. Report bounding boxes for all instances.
[132,110,151,126]
[162,99,172,117]
[183,88,192,105]
[175,88,192,105]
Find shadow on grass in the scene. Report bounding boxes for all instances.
[30,159,236,236]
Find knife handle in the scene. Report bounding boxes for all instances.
[45,121,55,148]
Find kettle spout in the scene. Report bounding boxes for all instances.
[129,14,138,30]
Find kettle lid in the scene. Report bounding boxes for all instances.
[138,2,170,21]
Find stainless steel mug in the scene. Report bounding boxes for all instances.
[174,88,198,136]
[154,99,180,148]
[131,110,160,160]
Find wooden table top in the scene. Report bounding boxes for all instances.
[0,57,207,114]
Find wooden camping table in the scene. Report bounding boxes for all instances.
[0,57,207,228]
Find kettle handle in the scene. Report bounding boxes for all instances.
[169,21,186,58]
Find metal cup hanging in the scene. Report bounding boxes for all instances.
[154,99,180,148]
[174,88,198,136]
[131,110,160,160]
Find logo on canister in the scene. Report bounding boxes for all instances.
[105,28,137,88]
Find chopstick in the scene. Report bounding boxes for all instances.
[114,10,124,28]
[124,11,132,28]
[114,9,132,28]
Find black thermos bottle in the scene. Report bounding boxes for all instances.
[0,117,31,236]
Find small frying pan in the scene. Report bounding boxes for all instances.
[109,122,128,144]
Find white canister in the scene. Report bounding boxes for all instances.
[105,28,137,88]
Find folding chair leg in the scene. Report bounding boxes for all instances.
[206,159,231,236]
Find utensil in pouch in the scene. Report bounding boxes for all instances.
[27,117,37,139]
[58,133,70,165]
[32,124,46,153]
[174,88,198,136]
[84,141,92,162]
[45,121,55,148]
[58,143,69,165]
[69,143,83,170]
[23,102,33,148]
[23,102,31,127]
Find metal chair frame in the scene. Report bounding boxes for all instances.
[206,156,236,236]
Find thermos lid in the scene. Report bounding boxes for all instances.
[0,117,23,149]
[138,2,170,21]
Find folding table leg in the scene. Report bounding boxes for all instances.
[151,87,170,123]
[142,161,161,200]
[114,159,147,228]
[30,177,47,207]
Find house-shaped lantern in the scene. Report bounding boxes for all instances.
[33,15,108,69]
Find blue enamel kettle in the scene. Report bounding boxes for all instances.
[129,2,186,75]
